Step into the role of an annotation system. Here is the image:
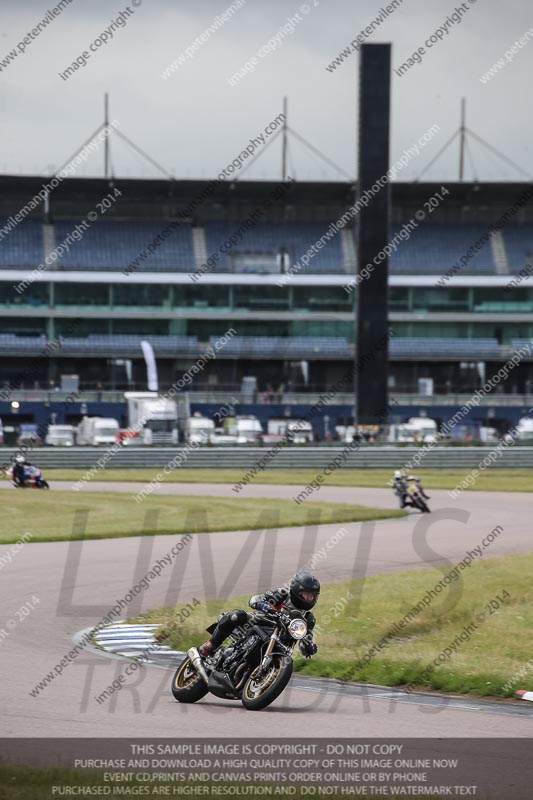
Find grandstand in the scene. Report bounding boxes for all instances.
[1,174,533,433]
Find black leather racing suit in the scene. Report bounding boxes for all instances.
[207,585,317,656]
[13,461,31,486]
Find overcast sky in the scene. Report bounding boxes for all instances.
[1,0,532,182]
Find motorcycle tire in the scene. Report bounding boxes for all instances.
[241,655,293,711]
[41,480,50,489]
[171,656,208,703]
[412,495,430,513]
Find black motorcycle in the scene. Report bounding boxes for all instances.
[171,608,310,711]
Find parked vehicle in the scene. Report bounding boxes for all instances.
[387,417,438,444]
[45,425,75,447]
[209,431,240,445]
[124,392,178,445]
[264,419,313,445]
[335,425,356,443]
[115,429,143,446]
[223,415,263,444]
[480,426,499,444]
[515,417,533,442]
[16,424,41,447]
[76,417,119,446]
[185,413,215,445]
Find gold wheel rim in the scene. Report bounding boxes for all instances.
[174,658,198,689]
[243,658,282,700]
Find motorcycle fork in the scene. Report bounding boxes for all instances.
[259,626,280,673]
[260,627,295,673]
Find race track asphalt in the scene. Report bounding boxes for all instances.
[1,482,532,738]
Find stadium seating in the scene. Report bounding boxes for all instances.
[209,336,353,357]
[0,220,44,268]
[390,338,501,359]
[59,335,198,355]
[205,223,344,273]
[0,334,198,356]
[0,218,515,276]
[211,336,502,359]
[0,332,506,362]
[510,340,533,357]
[390,224,497,275]
[502,226,533,269]
[0,333,47,350]
[53,221,195,270]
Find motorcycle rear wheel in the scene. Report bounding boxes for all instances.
[171,656,208,703]
[241,655,293,711]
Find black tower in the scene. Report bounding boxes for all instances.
[355,43,391,425]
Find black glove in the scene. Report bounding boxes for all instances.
[299,640,318,658]
[256,601,275,613]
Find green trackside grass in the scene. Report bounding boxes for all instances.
[134,551,533,699]
[0,765,443,800]
[12,467,533,492]
[0,490,405,544]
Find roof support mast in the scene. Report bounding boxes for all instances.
[459,97,466,181]
[104,92,110,179]
[282,96,288,181]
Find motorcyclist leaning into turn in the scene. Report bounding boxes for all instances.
[12,454,33,487]
[198,571,320,660]
[392,469,430,509]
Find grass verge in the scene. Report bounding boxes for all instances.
[12,467,533,492]
[0,491,405,544]
[133,551,533,699]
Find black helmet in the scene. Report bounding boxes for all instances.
[289,571,320,611]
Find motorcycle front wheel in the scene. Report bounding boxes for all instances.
[241,655,293,711]
[410,494,428,513]
[414,496,430,513]
[171,656,209,703]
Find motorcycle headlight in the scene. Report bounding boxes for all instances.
[288,618,308,640]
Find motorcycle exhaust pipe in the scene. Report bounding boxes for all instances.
[187,647,209,685]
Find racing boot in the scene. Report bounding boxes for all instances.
[198,640,216,658]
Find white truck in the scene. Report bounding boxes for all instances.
[124,392,178,445]
[515,417,533,441]
[76,417,119,446]
[223,415,263,444]
[265,418,313,444]
[480,426,499,444]
[388,417,438,444]
[335,425,356,444]
[185,413,215,445]
[45,424,75,447]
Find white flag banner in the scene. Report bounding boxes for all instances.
[140,340,158,391]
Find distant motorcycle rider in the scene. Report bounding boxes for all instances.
[198,571,320,659]
[12,454,32,487]
[392,470,430,509]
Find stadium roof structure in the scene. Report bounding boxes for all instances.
[1,175,532,224]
